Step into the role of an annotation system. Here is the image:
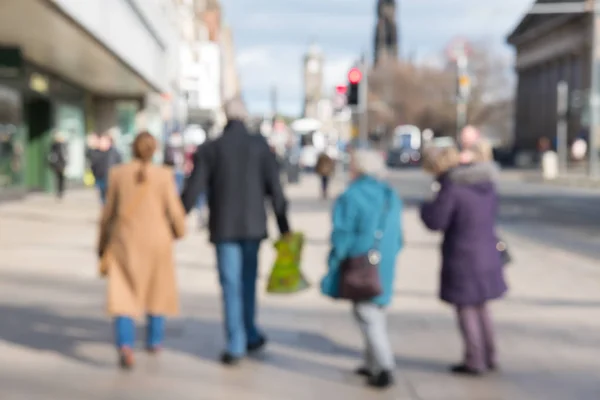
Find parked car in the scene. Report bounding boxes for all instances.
[386,147,421,168]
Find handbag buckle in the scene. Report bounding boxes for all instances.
[367,249,381,265]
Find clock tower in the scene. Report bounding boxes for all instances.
[302,43,323,119]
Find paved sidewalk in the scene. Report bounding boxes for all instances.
[0,175,599,399]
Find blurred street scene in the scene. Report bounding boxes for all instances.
[2,0,600,399]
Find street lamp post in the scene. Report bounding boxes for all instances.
[359,53,369,142]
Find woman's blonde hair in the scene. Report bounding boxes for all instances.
[471,139,493,162]
[422,146,460,175]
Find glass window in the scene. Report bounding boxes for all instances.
[0,123,25,189]
[55,104,85,180]
[0,86,24,189]
[116,101,139,161]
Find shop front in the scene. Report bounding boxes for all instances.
[0,57,87,194]
[23,67,86,193]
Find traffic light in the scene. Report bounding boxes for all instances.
[347,67,362,106]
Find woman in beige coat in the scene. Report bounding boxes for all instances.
[98,131,186,369]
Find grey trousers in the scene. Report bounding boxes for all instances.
[352,302,395,373]
[456,303,496,371]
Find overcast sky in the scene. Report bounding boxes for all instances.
[220,0,533,116]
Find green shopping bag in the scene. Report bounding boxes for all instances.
[266,232,310,294]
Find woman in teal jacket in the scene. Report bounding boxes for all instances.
[321,149,403,389]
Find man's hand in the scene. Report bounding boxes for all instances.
[281,232,293,242]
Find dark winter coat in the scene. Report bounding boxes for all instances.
[87,147,122,181]
[420,162,507,306]
[180,119,290,243]
[48,141,68,172]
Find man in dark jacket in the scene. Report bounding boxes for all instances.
[181,98,290,365]
[87,133,122,204]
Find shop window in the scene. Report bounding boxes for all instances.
[116,101,139,160]
[0,123,24,188]
[0,86,23,189]
[56,104,85,180]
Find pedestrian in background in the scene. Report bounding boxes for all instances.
[98,131,186,369]
[420,146,507,376]
[88,132,122,204]
[181,97,290,366]
[315,152,335,199]
[321,149,403,389]
[48,131,68,200]
[183,142,208,228]
[164,131,186,192]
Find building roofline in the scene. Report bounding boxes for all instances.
[507,13,580,46]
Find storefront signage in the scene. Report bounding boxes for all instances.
[29,73,49,94]
[0,47,23,79]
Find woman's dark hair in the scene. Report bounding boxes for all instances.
[132,131,156,183]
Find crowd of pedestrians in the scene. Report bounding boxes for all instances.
[93,104,507,391]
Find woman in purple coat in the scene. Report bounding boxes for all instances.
[420,146,507,376]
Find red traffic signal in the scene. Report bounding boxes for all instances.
[335,85,347,94]
[348,68,362,84]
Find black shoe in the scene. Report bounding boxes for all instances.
[354,366,374,378]
[367,370,393,389]
[247,336,267,353]
[220,352,242,366]
[450,364,484,376]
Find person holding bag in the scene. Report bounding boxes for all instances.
[97,131,186,370]
[321,149,403,390]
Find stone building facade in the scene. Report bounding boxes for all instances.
[507,9,591,151]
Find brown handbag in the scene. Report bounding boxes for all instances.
[98,182,149,277]
[339,191,390,301]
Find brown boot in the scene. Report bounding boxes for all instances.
[119,346,135,370]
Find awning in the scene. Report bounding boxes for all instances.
[0,0,153,96]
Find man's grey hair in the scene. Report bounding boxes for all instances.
[351,149,387,179]
[224,97,248,121]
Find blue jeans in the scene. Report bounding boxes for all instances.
[114,315,165,349]
[174,171,185,193]
[215,240,262,356]
[95,179,107,204]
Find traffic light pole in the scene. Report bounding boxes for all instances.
[359,56,369,142]
[456,54,469,141]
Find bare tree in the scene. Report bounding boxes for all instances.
[369,41,514,145]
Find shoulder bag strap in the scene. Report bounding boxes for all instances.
[372,188,391,251]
